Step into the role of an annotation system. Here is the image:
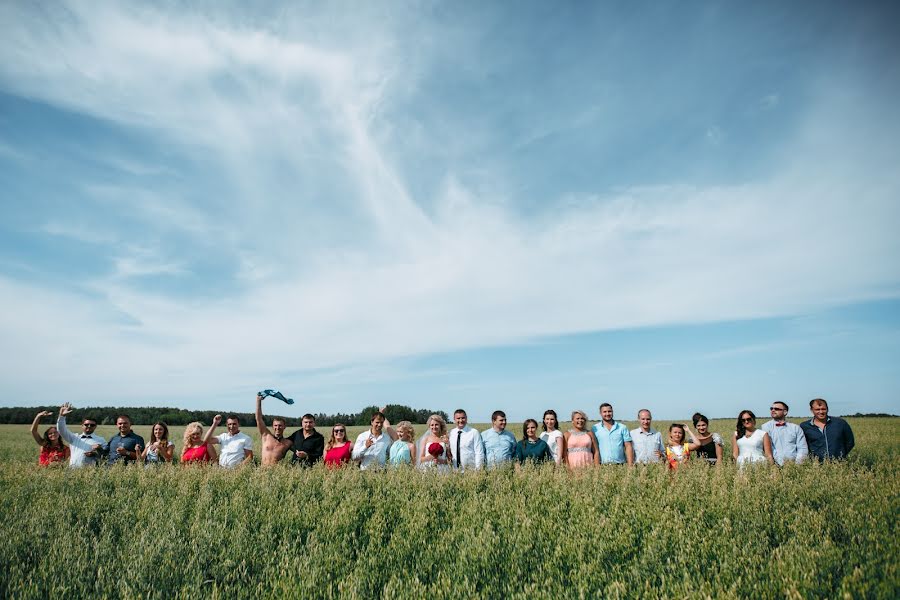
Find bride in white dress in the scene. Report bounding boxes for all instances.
[417,414,452,473]
[733,410,774,466]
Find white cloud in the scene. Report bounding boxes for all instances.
[0,2,897,409]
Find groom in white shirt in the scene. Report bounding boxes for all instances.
[448,409,485,471]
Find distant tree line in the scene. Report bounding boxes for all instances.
[0,405,449,426]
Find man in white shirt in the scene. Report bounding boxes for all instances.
[352,409,398,470]
[203,414,254,468]
[448,409,485,471]
[630,409,664,464]
[761,401,808,465]
[56,403,106,468]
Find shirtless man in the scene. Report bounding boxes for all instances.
[255,393,293,465]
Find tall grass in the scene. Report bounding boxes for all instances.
[1,419,897,598]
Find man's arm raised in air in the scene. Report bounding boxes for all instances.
[256,394,273,438]
[203,414,222,445]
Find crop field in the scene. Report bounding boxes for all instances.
[1,418,898,599]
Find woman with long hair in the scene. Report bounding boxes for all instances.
[564,410,599,469]
[516,419,553,465]
[733,410,774,466]
[417,414,452,472]
[323,423,352,467]
[181,421,217,464]
[31,410,69,466]
[540,409,566,465]
[690,413,724,465]
[140,422,174,466]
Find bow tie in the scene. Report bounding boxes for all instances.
[775,422,786,427]
[81,435,92,438]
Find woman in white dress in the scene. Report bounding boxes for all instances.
[733,410,774,466]
[539,409,566,465]
[417,414,452,472]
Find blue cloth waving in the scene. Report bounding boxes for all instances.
[258,389,294,405]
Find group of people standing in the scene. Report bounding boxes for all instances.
[30,395,855,470]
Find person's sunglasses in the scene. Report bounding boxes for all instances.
[770,407,784,411]
[742,418,754,423]
[83,423,97,428]
[334,429,345,433]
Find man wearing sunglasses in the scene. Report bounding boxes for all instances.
[761,401,808,465]
[55,402,106,468]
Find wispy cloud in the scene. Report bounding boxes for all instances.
[0,2,897,411]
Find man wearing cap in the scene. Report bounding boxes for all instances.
[761,401,808,465]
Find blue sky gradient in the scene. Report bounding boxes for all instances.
[1,2,898,421]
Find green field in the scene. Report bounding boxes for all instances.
[1,418,898,599]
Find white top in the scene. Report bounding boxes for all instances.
[630,427,665,464]
[216,432,253,468]
[56,416,107,468]
[145,440,175,464]
[418,440,451,472]
[736,429,768,465]
[539,430,564,464]
[352,431,391,470]
[448,426,485,471]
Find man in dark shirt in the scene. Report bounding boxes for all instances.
[799,398,855,461]
[287,414,324,467]
[105,414,145,466]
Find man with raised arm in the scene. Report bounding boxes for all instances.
[592,403,634,466]
[203,414,254,468]
[56,403,106,468]
[448,409,485,471]
[351,407,398,470]
[255,393,293,466]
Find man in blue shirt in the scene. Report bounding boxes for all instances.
[799,398,855,461]
[481,410,517,467]
[761,401,808,465]
[105,414,145,466]
[592,403,634,465]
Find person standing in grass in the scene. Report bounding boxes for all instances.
[203,414,254,468]
[30,410,69,466]
[105,414,145,466]
[417,414,452,472]
[481,410,517,468]
[515,419,553,465]
[323,424,352,467]
[664,423,694,470]
[255,393,293,466]
[564,410,599,469]
[800,398,855,461]
[388,421,416,467]
[56,403,105,468]
[690,413,724,465]
[630,409,665,465]
[140,422,174,466]
[448,409,485,471]
[181,421,217,464]
[352,409,398,470]
[733,410,774,466]
[592,403,634,466]
[287,414,324,467]
[761,402,808,465]
[539,409,565,465]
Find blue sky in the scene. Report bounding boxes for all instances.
[1,1,898,422]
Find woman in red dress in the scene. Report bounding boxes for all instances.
[323,423,352,467]
[181,421,216,464]
[31,410,69,466]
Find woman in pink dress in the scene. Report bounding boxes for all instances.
[564,410,599,469]
[323,423,352,467]
[181,421,216,464]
